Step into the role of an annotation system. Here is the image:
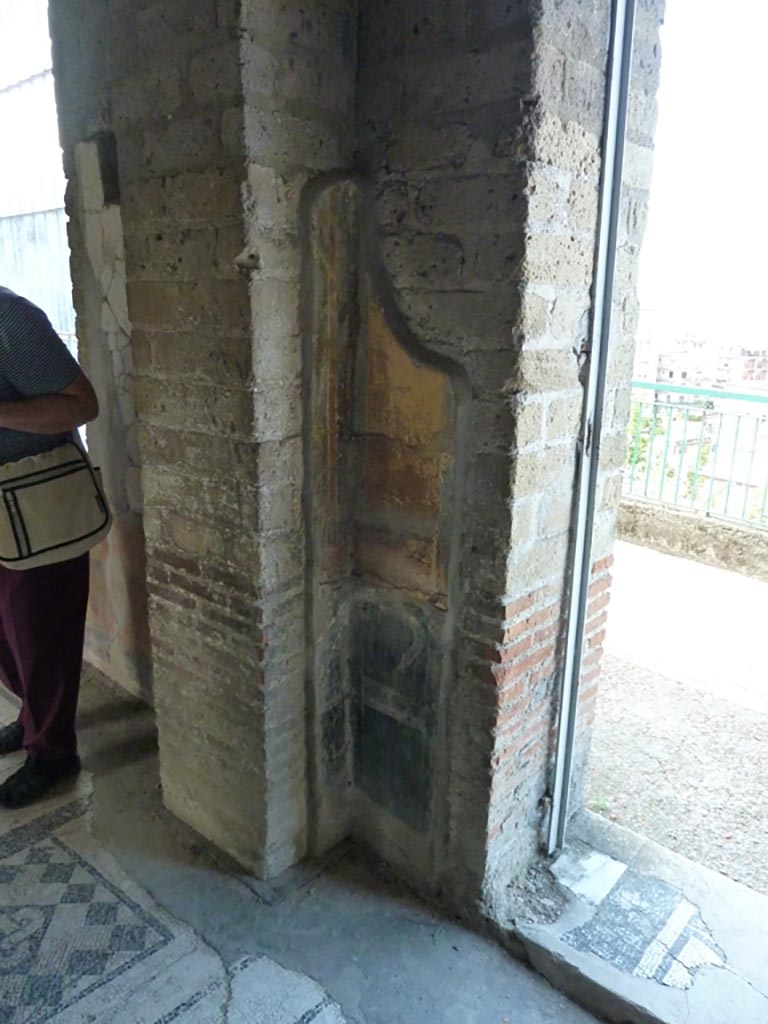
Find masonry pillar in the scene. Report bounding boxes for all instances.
[355,0,663,914]
[51,0,276,873]
[49,0,663,907]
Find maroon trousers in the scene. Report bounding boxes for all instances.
[0,554,89,759]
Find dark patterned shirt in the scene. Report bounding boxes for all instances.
[0,287,80,464]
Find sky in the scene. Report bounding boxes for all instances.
[636,0,768,349]
[0,0,51,89]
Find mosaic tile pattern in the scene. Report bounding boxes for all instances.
[0,799,172,1023]
[563,868,725,989]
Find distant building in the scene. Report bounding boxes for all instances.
[633,314,768,406]
[639,333,716,406]
[714,347,768,396]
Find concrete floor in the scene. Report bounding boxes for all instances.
[587,541,768,893]
[0,665,602,1024]
[603,540,765,713]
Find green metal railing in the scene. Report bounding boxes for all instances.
[624,381,768,530]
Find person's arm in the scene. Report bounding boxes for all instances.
[0,370,98,434]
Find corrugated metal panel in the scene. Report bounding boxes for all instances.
[0,0,52,89]
[0,209,75,338]
[0,72,66,218]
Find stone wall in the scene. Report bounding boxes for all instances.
[51,0,274,874]
[619,500,768,583]
[48,0,665,915]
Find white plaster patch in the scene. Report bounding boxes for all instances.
[552,848,627,904]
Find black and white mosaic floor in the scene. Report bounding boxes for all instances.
[0,699,345,1024]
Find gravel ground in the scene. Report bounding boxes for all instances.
[586,652,768,895]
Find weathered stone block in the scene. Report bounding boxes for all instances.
[508,395,544,451]
[551,287,589,343]
[384,124,473,173]
[560,55,606,134]
[513,443,575,496]
[463,231,524,287]
[163,169,243,225]
[394,287,519,353]
[528,167,567,225]
[402,45,529,115]
[530,111,600,176]
[136,378,253,437]
[545,391,582,442]
[252,377,302,440]
[380,232,464,289]
[524,232,594,286]
[416,173,526,232]
[244,107,343,171]
[148,333,251,385]
[135,1,218,62]
[508,347,580,394]
[568,178,599,233]
[144,116,224,177]
[189,43,243,105]
[242,0,351,56]
[113,66,183,126]
[506,531,570,596]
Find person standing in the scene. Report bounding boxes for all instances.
[0,286,99,808]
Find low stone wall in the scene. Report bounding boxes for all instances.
[618,499,768,583]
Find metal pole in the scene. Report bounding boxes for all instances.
[546,0,637,856]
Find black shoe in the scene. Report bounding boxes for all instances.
[0,721,23,755]
[0,753,81,809]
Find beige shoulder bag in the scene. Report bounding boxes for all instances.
[0,440,112,570]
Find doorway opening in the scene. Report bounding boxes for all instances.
[584,0,768,899]
[523,2,768,1017]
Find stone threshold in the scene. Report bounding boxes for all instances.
[510,810,768,1024]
